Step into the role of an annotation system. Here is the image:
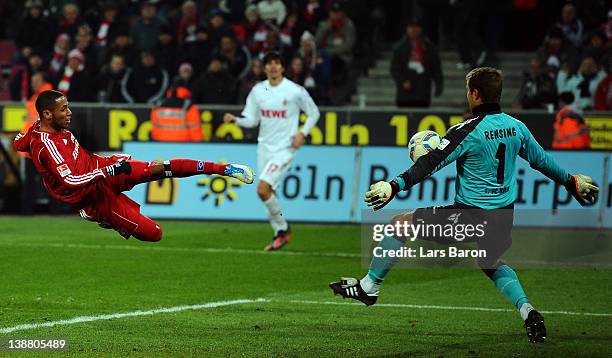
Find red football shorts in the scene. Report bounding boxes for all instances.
[80,158,163,241]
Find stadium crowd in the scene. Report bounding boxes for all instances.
[6,0,366,106]
[515,2,612,112]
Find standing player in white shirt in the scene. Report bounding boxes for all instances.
[224,52,320,251]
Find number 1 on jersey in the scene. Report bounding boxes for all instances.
[495,143,506,184]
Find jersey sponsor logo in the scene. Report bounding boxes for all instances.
[57,164,72,178]
[261,109,287,119]
[447,212,462,224]
[437,138,450,150]
[197,160,204,172]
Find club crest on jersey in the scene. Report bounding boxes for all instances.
[197,160,204,172]
[56,164,71,177]
[282,99,288,106]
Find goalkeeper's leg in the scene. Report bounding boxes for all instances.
[329,211,412,305]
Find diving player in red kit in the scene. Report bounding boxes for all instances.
[13,90,255,242]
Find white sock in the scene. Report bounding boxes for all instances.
[263,195,288,234]
[360,274,380,294]
[519,303,535,321]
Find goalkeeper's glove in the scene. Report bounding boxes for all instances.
[364,180,400,211]
[564,174,599,206]
[104,160,132,176]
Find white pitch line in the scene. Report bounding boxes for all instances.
[0,298,268,334]
[286,300,612,317]
[0,241,361,259]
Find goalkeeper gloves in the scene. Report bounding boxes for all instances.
[565,174,599,206]
[104,160,132,177]
[364,180,400,210]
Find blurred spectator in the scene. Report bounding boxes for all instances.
[298,31,331,90]
[554,3,583,49]
[151,83,202,142]
[302,0,326,33]
[452,0,482,69]
[237,58,265,103]
[15,0,55,58]
[48,33,71,77]
[171,0,200,45]
[56,49,96,102]
[256,30,293,63]
[131,2,164,52]
[9,51,46,101]
[390,19,442,108]
[557,56,606,111]
[286,56,317,96]
[552,92,591,149]
[23,71,53,133]
[57,3,83,40]
[74,25,99,74]
[298,31,331,89]
[92,1,125,49]
[103,30,138,67]
[535,28,579,76]
[97,54,129,103]
[594,60,612,111]
[154,26,180,77]
[216,35,252,80]
[181,25,213,75]
[582,31,610,66]
[315,1,355,84]
[604,10,612,42]
[208,8,233,48]
[238,5,267,54]
[257,0,287,26]
[281,13,305,48]
[175,62,196,90]
[122,51,169,104]
[516,57,557,109]
[192,56,236,104]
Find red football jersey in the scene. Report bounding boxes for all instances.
[13,120,110,206]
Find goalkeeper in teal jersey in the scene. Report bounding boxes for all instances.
[329,67,599,343]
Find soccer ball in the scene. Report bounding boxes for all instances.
[408,130,442,162]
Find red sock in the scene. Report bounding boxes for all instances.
[168,159,228,177]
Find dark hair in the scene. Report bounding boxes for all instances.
[465,67,503,103]
[35,90,64,118]
[559,91,575,105]
[263,51,284,67]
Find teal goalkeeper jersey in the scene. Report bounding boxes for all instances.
[395,103,570,209]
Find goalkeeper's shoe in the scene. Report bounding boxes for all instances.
[264,227,291,251]
[524,310,546,343]
[225,164,255,184]
[329,277,378,306]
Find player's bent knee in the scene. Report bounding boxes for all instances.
[149,160,165,176]
[257,182,272,200]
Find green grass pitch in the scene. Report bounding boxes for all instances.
[0,217,610,357]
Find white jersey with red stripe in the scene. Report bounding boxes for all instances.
[235,77,320,154]
[13,120,115,206]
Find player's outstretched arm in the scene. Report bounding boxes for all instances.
[518,123,599,205]
[365,121,477,210]
[226,90,260,128]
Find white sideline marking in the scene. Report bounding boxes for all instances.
[0,298,268,334]
[0,241,360,259]
[286,300,612,317]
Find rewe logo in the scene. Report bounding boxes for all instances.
[261,109,287,118]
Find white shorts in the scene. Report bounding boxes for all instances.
[258,149,295,189]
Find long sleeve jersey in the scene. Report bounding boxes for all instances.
[236,78,320,153]
[394,103,570,209]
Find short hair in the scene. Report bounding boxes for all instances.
[35,90,64,118]
[263,51,284,67]
[465,67,503,103]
